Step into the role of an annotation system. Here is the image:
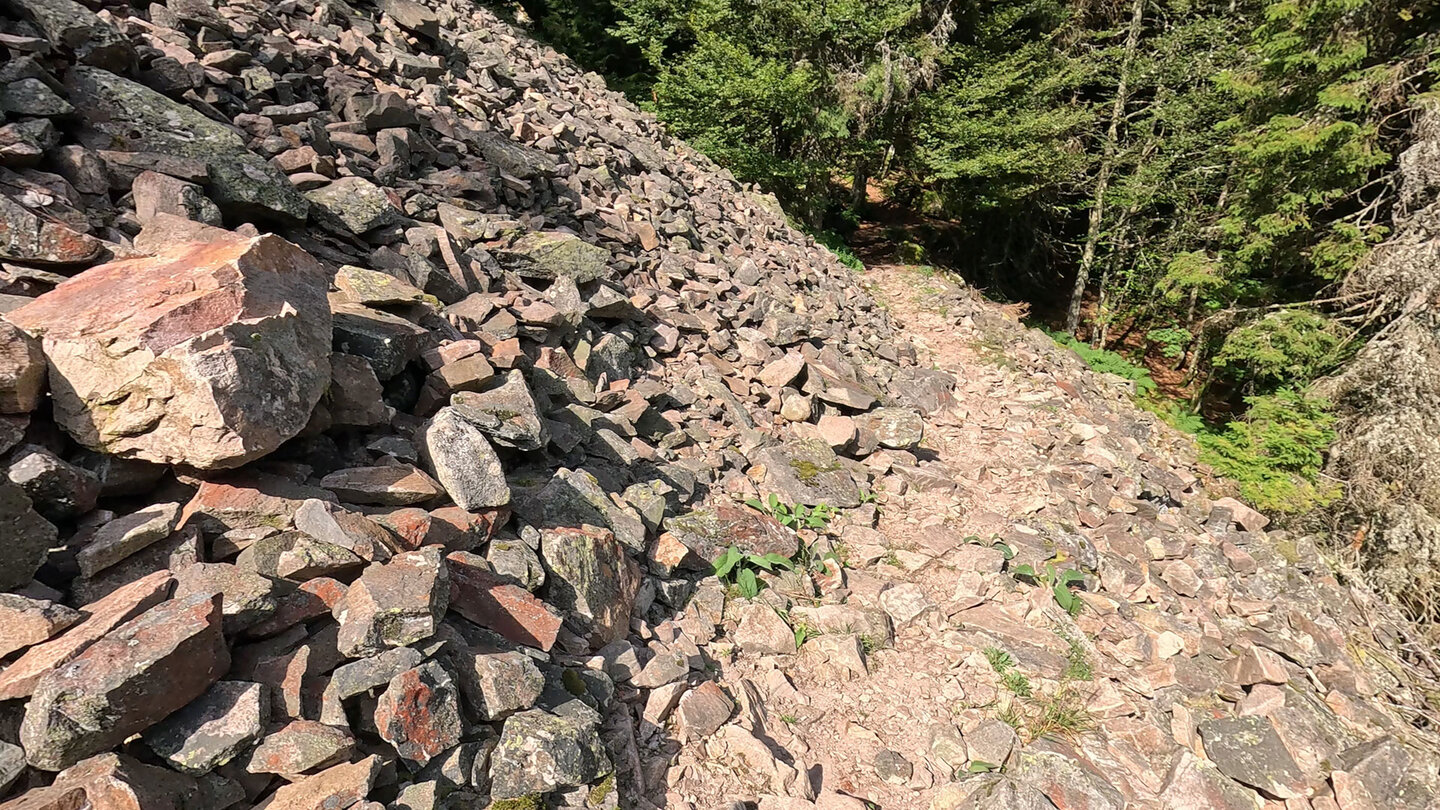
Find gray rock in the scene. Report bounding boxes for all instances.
[1198,715,1308,799]
[861,407,925,450]
[67,67,307,222]
[751,438,861,508]
[172,562,284,635]
[874,749,912,785]
[539,525,641,649]
[334,548,449,657]
[419,407,511,509]
[486,536,546,590]
[535,467,647,553]
[307,176,403,234]
[3,0,134,70]
[321,647,424,725]
[451,370,548,450]
[488,708,612,799]
[0,742,23,794]
[331,303,430,381]
[454,650,545,720]
[0,321,44,414]
[143,680,268,774]
[131,170,222,225]
[492,231,612,282]
[5,444,99,522]
[75,502,182,578]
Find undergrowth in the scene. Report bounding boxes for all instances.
[1042,330,1337,516]
[811,229,865,271]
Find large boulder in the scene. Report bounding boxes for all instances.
[488,708,611,799]
[418,407,511,510]
[7,236,332,470]
[65,67,309,223]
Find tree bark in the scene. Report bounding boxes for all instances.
[1065,0,1146,335]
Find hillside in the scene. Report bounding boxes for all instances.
[0,0,1437,807]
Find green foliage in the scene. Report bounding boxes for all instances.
[1011,562,1086,616]
[746,494,836,530]
[1044,329,1157,397]
[1061,633,1094,681]
[812,229,865,271]
[1197,388,1341,513]
[1145,327,1193,360]
[1212,310,1346,390]
[712,544,794,598]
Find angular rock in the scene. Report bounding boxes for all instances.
[1198,715,1309,799]
[327,354,390,427]
[67,67,308,222]
[1009,742,1124,810]
[319,646,423,726]
[734,603,796,656]
[0,593,82,659]
[131,171,222,226]
[1159,750,1259,810]
[446,551,563,650]
[22,752,230,810]
[334,548,449,657]
[0,191,102,266]
[21,592,230,771]
[10,444,101,529]
[0,479,56,591]
[330,303,430,381]
[75,502,181,578]
[236,531,364,581]
[450,370,548,450]
[293,498,395,562]
[488,708,611,799]
[492,231,611,282]
[0,321,44,413]
[143,680,268,775]
[374,661,463,768]
[539,525,641,649]
[172,562,284,634]
[334,265,428,307]
[751,439,861,508]
[320,464,445,506]
[861,408,924,450]
[306,177,402,234]
[535,467,647,553]
[253,755,381,810]
[455,651,545,720]
[0,571,172,701]
[675,681,733,740]
[418,407,510,509]
[664,503,797,564]
[246,721,355,776]
[6,236,331,469]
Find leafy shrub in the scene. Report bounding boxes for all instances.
[1212,310,1345,390]
[810,229,864,271]
[1197,388,1340,514]
[1044,330,1157,397]
[712,545,794,598]
[1145,327,1193,359]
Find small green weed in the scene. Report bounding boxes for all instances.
[747,493,836,530]
[1011,561,1086,616]
[712,545,794,599]
[1061,633,1093,681]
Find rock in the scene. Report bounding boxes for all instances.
[331,303,430,380]
[2,0,134,69]
[675,681,733,740]
[861,408,924,450]
[253,755,381,810]
[492,231,611,282]
[172,562,284,634]
[319,646,423,726]
[963,719,1017,769]
[75,502,181,578]
[143,680,268,775]
[0,742,21,794]
[378,0,439,37]
[1159,750,1259,810]
[334,265,428,307]
[759,353,807,388]
[817,414,857,449]
[67,67,308,222]
[536,468,648,553]
[320,464,445,506]
[0,190,103,266]
[246,721,355,776]
[6,236,331,469]
[0,593,82,658]
[787,604,891,646]
[237,531,364,581]
[451,370,548,450]
[21,752,231,810]
[334,548,449,657]
[874,750,912,785]
[1,76,73,116]
[21,592,230,771]
[0,479,56,590]
[934,774,1059,810]
[664,503,797,563]
[1009,742,1125,810]
[1213,497,1269,532]
[446,551,563,650]
[418,407,510,509]
[454,650,545,720]
[751,439,861,508]
[306,177,402,234]
[6,444,99,522]
[539,525,641,649]
[0,571,172,701]
[374,661,463,768]
[131,171,222,225]
[292,498,395,562]
[0,321,44,413]
[734,603,796,656]
[486,535,547,589]
[488,708,611,799]
[879,582,934,626]
[1198,715,1309,799]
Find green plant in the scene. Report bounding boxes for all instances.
[1061,633,1093,681]
[1044,329,1157,397]
[793,620,817,649]
[1011,562,1086,616]
[1196,388,1339,514]
[967,760,999,773]
[811,229,865,271]
[712,545,794,598]
[747,493,836,530]
[1145,327,1193,360]
[780,713,800,725]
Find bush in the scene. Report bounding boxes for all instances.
[1045,330,1157,397]
[811,229,864,271]
[1197,389,1340,514]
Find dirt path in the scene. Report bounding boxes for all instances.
[649,262,1440,810]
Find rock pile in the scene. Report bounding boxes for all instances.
[0,0,949,804]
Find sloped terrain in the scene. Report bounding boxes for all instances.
[0,0,1437,807]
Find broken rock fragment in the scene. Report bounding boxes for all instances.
[6,236,332,470]
[21,592,230,771]
[0,479,57,591]
[446,551,562,650]
[0,320,44,413]
[334,547,449,657]
[488,708,611,799]
[539,525,640,649]
[142,680,268,775]
[418,407,510,510]
[373,661,463,768]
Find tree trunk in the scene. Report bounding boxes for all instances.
[851,156,869,214]
[1065,0,1146,335]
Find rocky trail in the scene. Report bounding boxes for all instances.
[0,0,1437,806]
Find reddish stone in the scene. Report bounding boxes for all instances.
[253,755,381,810]
[366,507,456,551]
[445,551,561,650]
[243,578,348,639]
[0,753,224,810]
[22,593,230,770]
[373,661,462,768]
[246,721,355,776]
[182,474,335,534]
[430,505,507,550]
[0,571,173,701]
[6,236,332,470]
[0,594,82,659]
